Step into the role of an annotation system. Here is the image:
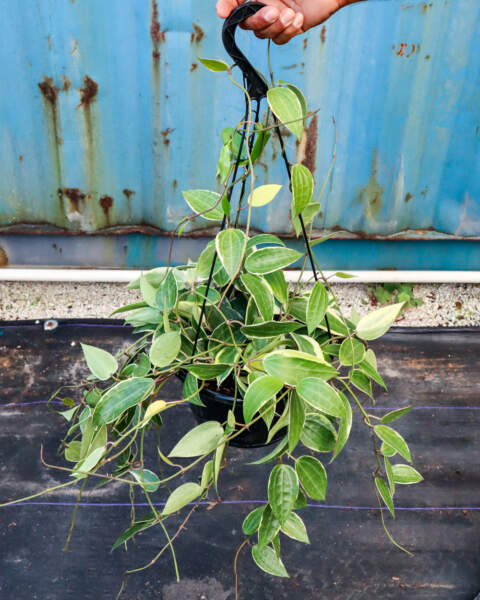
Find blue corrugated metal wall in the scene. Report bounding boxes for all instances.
[0,0,479,269]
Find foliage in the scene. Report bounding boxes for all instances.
[368,283,423,311]
[2,54,423,593]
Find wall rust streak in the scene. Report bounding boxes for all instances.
[191,24,204,44]
[78,75,99,226]
[150,0,165,61]
[405,192,413,203]
[302,114,318,174]
[99,195,113,224]
[63,188,86,214]
[357,150,384,219]
[320,26,326,44]
[38,76,65,224]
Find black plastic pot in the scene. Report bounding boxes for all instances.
[177,372,285,448]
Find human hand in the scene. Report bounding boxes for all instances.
[216,0,358,45]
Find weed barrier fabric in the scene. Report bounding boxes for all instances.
[1,320,480,599]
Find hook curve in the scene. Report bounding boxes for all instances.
[222,2,269,100]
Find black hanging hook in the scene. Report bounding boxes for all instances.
[222,2,269,100]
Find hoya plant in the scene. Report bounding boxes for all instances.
[2,10,423,598]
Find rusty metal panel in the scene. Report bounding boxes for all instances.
[0,0,479,268]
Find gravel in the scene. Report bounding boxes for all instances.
[1,281,479,327]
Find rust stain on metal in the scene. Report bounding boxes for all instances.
[172,179,178,189]
[406,44,416,58]
[303,38,308,51]
[320,26,326,44]
[78,75,98,106]
[421,2,433,14]
[38,76,64,221]
[38,76,59,106]
[161,128,174,147]
[190,62,198,72]
[63,188,86,213]
[0,247,8,267]
[62,75,71,91]
[150,0,164,60]
[99,195,113,218]
[283,64,298,70]
[425,54,431,60]
[405,192,413,203]
[302,114,318,174]
[18,155,23,163]
[396,43,408,56]
[123,189,136,200]
[191,24,205,43]
[356,150,384,219]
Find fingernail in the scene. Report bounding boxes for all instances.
[264,7,278,23]
[293,14,303,28]
[280,10,295,26]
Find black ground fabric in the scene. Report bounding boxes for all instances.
[1,321,480,599]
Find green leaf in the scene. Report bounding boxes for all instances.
[339,338,365,366]
[199,57,229,72]
[374,425,412,463]
[264,350,338,386]
[296,377,344,419]
[249,184,282,207]
[306,281,328,335]
[350,369,373,398]
[252,544,289,578]
[93,378,154,425]
[149,331,181,368]
[375,477,395,517]
[80,344,118,381]
[385,456,395,495]
[183,372,204,407]
[162,482,202,516]
[196,243,223,279]
[65,441,82,463]
[381,406,413,424]
[200,460,214,490]
[268,464,299,525]
[156,270,178,312]
[242,506,265,535]
[111,514,155,551]
[216,228,245,279]
[243,376,284,423]
[288,392,305,453]
[245,247,302,275]
[293,488,307,509]
[278,80,307,117]
[332,392,352,461]
[356,303,404,340]
[241,321,303,339]
[335,272,355,279]
[133,353,151,378]
[185,363,230,380]
[140,275,159,308]
[292,164,314,218]
[381,442,397,458]
[249,436,288,465]
[267,86,303,140]
[392,464,423,485]
[240,273,274,321]
[258,504,281,547]
[169,421,224,458]
[300,414,336,453]
[291,333,323,358]
[182,189,223,221]
[358,356,387,390]
[264,270,289,305]
[280,512,310,544]
[246,233,285,249]
[130,469,160,493]
[213,441,225,491]
[73,445,105,477]
[110,301,149,316]
[295,456,327,501]
[59,406,78,423]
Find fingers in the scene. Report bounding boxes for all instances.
[272,12,304,45]
[240,5,281,31]
[216,0,243,19]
